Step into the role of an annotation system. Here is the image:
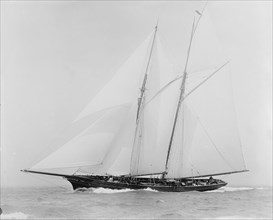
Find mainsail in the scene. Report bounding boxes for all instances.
[30,7,247,180]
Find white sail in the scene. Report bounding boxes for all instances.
[188,8,227,73]
[32,104,132,170]
[130,35,178,176]
[31,31,155,173]
[166,66,246,178]
[165,102,198,178]
[74,32,154,121]
[80,103,138,175]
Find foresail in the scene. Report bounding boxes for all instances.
[31,104,132,171]
[130,36,178,176]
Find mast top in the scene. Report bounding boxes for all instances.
[155,18,159,29]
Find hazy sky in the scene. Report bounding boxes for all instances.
[1,1,272,188]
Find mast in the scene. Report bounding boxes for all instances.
[136,23,158,121]
[129,22,159,176]
[164,18,196,176]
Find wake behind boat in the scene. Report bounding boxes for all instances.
[22,4,248,192]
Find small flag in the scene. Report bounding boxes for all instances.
[195,10,202,16]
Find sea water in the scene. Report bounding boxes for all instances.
[1,186,272,219]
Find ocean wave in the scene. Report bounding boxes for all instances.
[141,187,159,192]
[205,186,254,193]
[256,187,265,190]
[74,187,159,194]
[0,212,28,219]
[213,216,250,219]
[92,187,135,194]
[75,187,135,194]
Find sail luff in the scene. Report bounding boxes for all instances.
[136,24,158,121]
[130,24,159,175]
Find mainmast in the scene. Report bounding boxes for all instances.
[164,18,196,177]
[136,23,158,121]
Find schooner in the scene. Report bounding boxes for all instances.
[22,6,248,192]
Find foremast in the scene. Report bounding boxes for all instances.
[136,23,158,121]
[129,23,159,177]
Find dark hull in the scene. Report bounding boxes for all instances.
[66,176,227,192]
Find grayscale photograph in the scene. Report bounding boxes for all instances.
[1,0,272,219]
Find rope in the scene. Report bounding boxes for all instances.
[196,116,235,171]
[228,63,248,170]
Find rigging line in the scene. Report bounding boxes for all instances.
[48,163,103,169]
[137,104,145,174]
[100,103,137,168]
[186,71,213,79]
[190,163,201,176]
[171,104,185,174]
[187,66,218,77]
[183,60,230,101]
[227,63,248,170]
[145,74,182,105]
[76,102,133,122]
[130,98,145,175]
[156,24,176,72]
[195,116,235,171]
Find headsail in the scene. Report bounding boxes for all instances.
[32,104,132,171]
[30,32,156,175]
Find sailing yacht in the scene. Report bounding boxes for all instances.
[22,7,248,192]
